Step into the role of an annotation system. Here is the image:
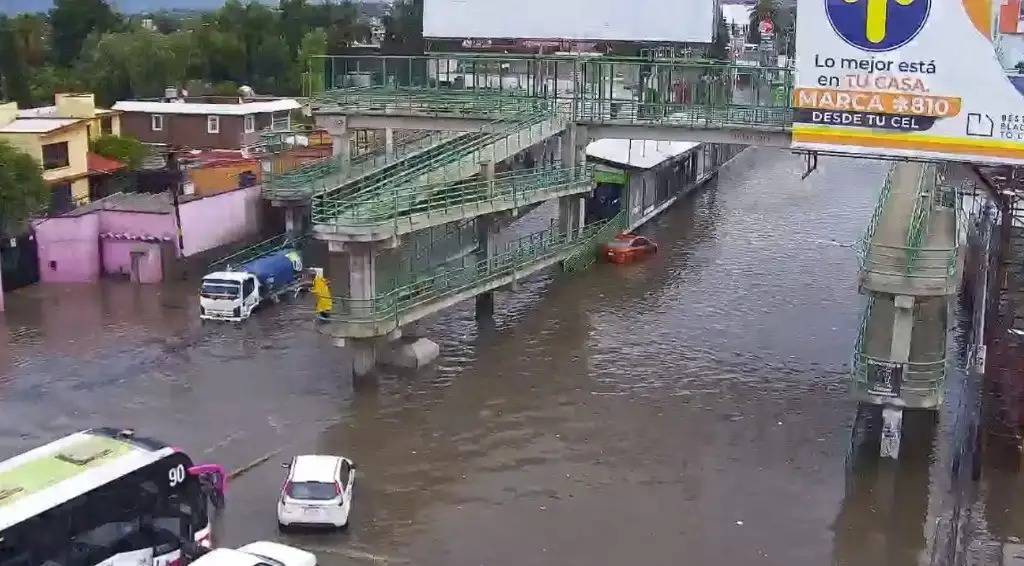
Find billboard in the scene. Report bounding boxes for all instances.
[422,0,716,43]
[792,0,1024,164]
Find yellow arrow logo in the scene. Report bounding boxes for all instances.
[843,0,916,44]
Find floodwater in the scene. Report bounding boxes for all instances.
[0,147,980,565]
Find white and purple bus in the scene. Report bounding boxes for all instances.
[0,428,226,566]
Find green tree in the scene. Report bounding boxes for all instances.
[91,134,147,170]
[0,16,31,105]
[298,28,327,95]
[79,29,196,104]
[709,11,730,60]
[0,141,48,237]
[325,1,370,53]
[50,0,121,66]
[280,0,311,58]
[251,35,292,94]
[382,0,423,54]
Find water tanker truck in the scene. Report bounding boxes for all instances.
[200,250,305,322]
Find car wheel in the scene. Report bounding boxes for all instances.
[277,522,289,533]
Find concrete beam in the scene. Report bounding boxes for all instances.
[319,113,494,132]
[585,124,793,148]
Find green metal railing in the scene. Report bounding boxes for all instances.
[858,163,961,284]
[905,165,935,265]
[313,88,545,118]
[312,110,563,224]
[210,233,304,272]
[328,215,621,325]
[264,130,461,201]
[314,164,592,228]
[850,296,947,400]
[860,163,898,250]
[563,211,627,273]
[308,54,794,126]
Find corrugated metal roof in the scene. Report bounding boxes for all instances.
[586,138,701,169]
[113,99,301,116]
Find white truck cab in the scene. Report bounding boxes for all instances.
[200,272,261,322]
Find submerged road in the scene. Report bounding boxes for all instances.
[0,147,977,565]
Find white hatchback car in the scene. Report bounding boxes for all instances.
[277,455,356,529]
[191,541,317,566]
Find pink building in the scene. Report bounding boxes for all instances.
[33,186,263,284]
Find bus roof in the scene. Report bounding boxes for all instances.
[0,429,174,532]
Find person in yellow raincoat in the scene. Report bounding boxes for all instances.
[311,270,333,321]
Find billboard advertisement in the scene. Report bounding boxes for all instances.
[792,0,1024,164]
[422,0,716,43]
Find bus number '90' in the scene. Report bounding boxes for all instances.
[168,464,186,487]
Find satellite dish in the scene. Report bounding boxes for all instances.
[238,85,255,98]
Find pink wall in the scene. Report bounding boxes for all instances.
[178,185,262,257]
[102,240,163,283]
[33,215,101,283]
[97,210,176,283]
[100,210,177,239]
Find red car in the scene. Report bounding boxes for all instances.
[603,234,658,264]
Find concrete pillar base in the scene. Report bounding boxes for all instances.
[386,338,440,370]
[880,405,903,459]
[350,339,378,377]
[475,292,495,319]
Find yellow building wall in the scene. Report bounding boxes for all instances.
[0,124,89,186]
[0,132,42,162]
[71,178,89,201]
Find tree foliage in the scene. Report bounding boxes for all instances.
[0,141,48,236]
[0,16,31,104]
[2,0,395,107]
[91,134,148,170]
[50,0,121,66]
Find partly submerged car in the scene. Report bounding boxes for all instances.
[603,234,658,264]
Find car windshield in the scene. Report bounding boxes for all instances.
[201,279,240,299]
[287,481,338,500]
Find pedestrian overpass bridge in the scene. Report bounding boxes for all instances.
[226,55,970,453]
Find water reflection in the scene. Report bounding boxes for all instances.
[834,406,938,566]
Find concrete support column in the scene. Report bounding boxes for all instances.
[480,160,495,200]
[332,132,352,174]
[881,294,915,459]
[284,205,305,236]
[560,125,577,170]
[347,242,378,315]
[559,196,585,239]
[475,211,497,321]
[890,295,915,364]
[0,261,5,312]
[385,127,395,159]
[325,240,381,377]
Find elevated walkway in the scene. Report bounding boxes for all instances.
[852,162,963,418]
[322,215,623,339]
[308,54,794,146]
[263,130,459,203]
[313,165,591,241]
[853,295,948,409]
[312,111,569,241]
[859,163,961,296]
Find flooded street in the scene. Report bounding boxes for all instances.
[1,147,968,565]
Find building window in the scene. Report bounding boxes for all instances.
[42,142,69,170]
[244,115,255,133]
[101,116,113,135]
[151,114,164,131]
[207,115,220,134]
